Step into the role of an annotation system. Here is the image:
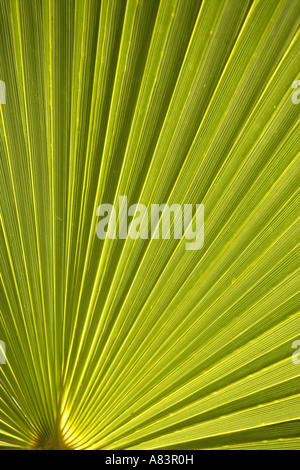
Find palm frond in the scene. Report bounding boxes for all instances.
[0,0,299,450]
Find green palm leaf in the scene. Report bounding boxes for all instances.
[0,0,299,450]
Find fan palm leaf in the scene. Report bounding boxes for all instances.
[0,0,299,450]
